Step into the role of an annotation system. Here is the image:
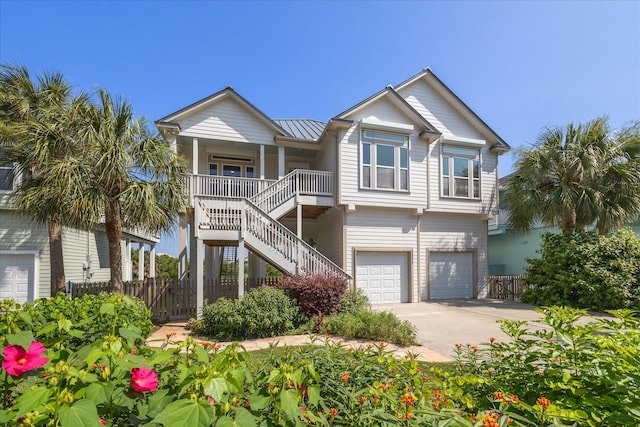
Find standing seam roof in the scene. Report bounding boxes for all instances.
[273,119,326,140]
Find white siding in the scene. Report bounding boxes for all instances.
[315,208,343,267]
[62,227,111,283]
[179,98,276,146]
[345,208,419,302]
[420,213,488,300]
[398,80,484,140]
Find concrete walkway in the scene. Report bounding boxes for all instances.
[146,323,452,363]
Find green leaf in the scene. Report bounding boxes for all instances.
[279,389,300,422]
[203,377,228,401]
[14,386,51,418]
[58,318,73,332]
[247,393,270,410]
[17,311,33,326]
[307,385,320,407]
[148,350,174,365]
[232,407,257,427]
[85,382,113,405]
[119,326,142,342]
[83,348,103,366]
[6,331,35,349]
[194,345,209,363]
[152,399,212,427]
[100,303,115,315]
[58,400,100,427]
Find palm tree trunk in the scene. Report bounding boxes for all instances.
[48,220,66,296]
[105,199,124,293]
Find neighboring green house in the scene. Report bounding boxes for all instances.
[0,164,160,304]
[488,177,640,275]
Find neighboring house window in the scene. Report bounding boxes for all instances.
[360,130,409,191]
[0,163,14,191]
[441,146,480,199]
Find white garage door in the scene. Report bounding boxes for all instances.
[429,252,473,299]
[356,252,409,304]
[0,254,35,304]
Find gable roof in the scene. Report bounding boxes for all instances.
[155,87,290,137]
[395,68,511,152]
[334,86,440,136]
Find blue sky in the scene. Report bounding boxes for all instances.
[1,1,639,256]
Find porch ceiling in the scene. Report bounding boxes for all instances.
[281,205,331,220]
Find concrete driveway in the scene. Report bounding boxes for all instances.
[374,300,545,358]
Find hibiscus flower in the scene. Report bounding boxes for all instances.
[130,367,158,392]
[2,341,49,376]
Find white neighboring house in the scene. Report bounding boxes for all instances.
[155,68,510,311]
[0,164,160,304]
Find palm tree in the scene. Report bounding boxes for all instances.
[80,89,188,292]
[0,65,90,295]
[505,117,640,234]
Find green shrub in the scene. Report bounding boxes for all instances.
[521,228,640,311]
[16,292,153,349]
[319,310,418,346]
[337,288,370,315]
[193,286,301,340]
[275,274,348,317]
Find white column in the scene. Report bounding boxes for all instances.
[125,239,132,281]
[192,138,199,175]
[149,245,156,278]
[259,144,265,179]
[137,243,145,281]
[296,202,303,239]
[195,239,204,318]
[169,135,177,153]
[238,241,245,298]
[178,216,188,279]
[278,146,285,179]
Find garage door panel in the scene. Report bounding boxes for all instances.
[356,252,408,304]
[429,252,473,299]
[0,254,35,304]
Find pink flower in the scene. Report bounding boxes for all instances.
[99,420,107,425]
[2,342,48,376]
[130,367,158,392]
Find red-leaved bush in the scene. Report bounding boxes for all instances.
[275,274,348,317]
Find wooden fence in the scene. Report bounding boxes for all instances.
[70,277,280,323]
[486,275,525,301]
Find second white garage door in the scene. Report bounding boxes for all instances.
[356,252,409,304]
[429,252,473,299]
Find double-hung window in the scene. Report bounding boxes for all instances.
[361,130,409,191]
[441,146,480,199]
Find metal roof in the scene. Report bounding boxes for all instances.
[273,119,326,140]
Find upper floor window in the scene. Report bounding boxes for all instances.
[441,146,480,199]
[0,163,14,191]
[361,130,408,191]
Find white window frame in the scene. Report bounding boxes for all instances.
[441,145,480,199]
[360,130,409,192]
[0,163,16,192]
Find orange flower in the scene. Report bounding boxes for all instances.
[489,337,496,343]
[340,372,349,383]
[401,393,417,406]
[481,412,500,427]
[329,408,338,417]
[536,396,551,409]
[493,391,505,401]
[508,394,520,405]
[358,395,368,404]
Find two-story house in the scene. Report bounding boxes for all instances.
[0,164,160,304]
[156,68,510,312]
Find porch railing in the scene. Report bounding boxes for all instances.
[191,175,275,198]
[197,197,349,280]
[69,277,278,323]
[251,169,333,215]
